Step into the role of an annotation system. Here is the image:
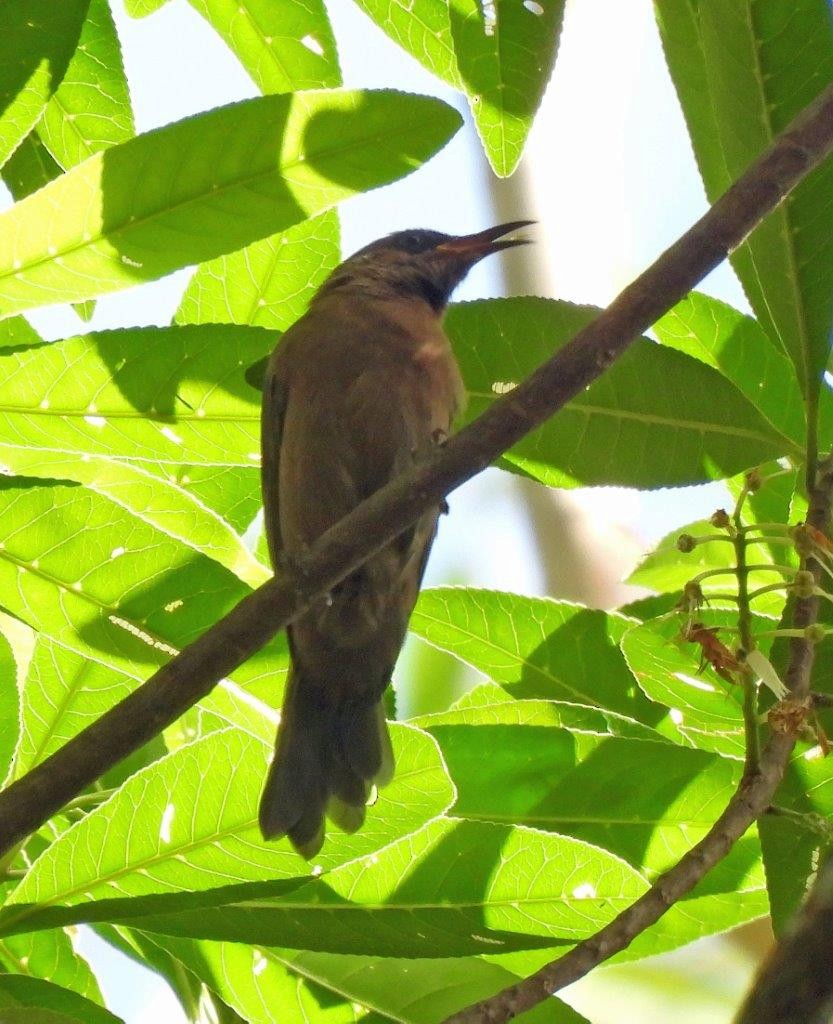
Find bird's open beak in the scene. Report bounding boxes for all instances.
[435,220,535,259]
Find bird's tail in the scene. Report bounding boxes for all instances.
[258,671,395,858]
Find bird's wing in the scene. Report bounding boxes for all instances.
[260,347,288,571]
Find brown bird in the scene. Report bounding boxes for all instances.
[258,221,532,857]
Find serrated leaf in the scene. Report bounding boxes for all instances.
[410,588,666,728]
[349,1,561,175]
[0,1,89,168]
[0,927,102,1007]
[448,0,564,176]
[148,938,367,1023]
[175,210,340,330]
[628,514,789,620]
[349,1,461,86]
[0,446,268,587]
[655,0,833,404]
[628,519,736,594]
[0,477,287,695]
[419,718,767,954]
[0,628,17,784]
[0,316,43,349]
[151,464,262,534]
[759,750,833,932]
[0,324,269,467]
[621,612,758,757]
[3,725,454,932]
[123,0,170,16]
[613,840,767,962]
[654,292,807,447]
[187,0,341,92]
[13,637,150,779]
[33,818,648,958]
[413,693,661,743]
[37,0,134,168]
[446,299,797,488]
[92,925,206,1022]
[0,90,461,316]
[1,133,63,200]
[140,932,586,1024]
[0,977,121,1024]
[424,721,737,876]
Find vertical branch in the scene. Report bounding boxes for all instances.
[733,476,761,773]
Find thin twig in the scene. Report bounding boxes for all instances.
[2,81,833,864]
[732,457,833,1024]
[734,478,761,771]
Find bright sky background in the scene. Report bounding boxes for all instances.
[12,0,761,1019]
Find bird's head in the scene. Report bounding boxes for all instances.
[324,221,534,310]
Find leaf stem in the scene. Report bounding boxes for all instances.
[733,478,760,773]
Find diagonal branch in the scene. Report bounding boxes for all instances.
[1,83,833,863]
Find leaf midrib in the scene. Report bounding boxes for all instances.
[0,99,439,283]
[469,388,799,452]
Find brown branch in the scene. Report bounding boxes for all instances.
[443,460,833,1024]
[731,461,833,1024]
[733,849,833,1024]
[1,83,833,863]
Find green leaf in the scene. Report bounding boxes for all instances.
[149,464,262,535]
[410,588,667,728]
[175,210,340,330]
[0,629,18,784]
[0,977,121,1024]
[413,691,661,743]
[349,1,461,87]
[4,726,454,930]
[123,0,170,16]
[0,446,269,587]
[759,750,833,932]
[613,839,767,962]
[1,133,63,200]
[654,0,833,404]
[0,317,43,349]
[446,299,796,488]
[186,0,341,92]
[0,324,270,467]
[621,612,756,758]
[349,1,562,175]
[92,926,205,1022]
[0,1010,85,1024]
[448,0,564,176]
[419,718,768,954]
[627,514,789,620]
[0,927,102,1007]
[628,519,736,595]
[424,721,737,876]
[0,0,89,168]
[13,637,149,778]
[45,819,648,958]
[729,460,802,603]
[139,932,587,1024]
[0,477,287,695]
[0,90,461,316]
[37,0,134,168]
[0,322,270,582]
[653,293,807,448]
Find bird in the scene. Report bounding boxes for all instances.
[258,221,533,857]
